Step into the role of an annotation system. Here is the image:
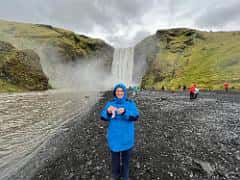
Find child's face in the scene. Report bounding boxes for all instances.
[115,88,124,99]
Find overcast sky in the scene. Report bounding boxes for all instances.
[0,0,240,47]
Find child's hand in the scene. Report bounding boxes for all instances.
[117,108,125,114]
[107,106,115,114]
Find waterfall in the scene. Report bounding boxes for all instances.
[111,47,134,86]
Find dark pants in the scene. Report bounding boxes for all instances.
[111,148,132,180]
[190,92,195,99]
[194,93,198,99]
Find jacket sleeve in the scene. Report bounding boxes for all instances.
[122,101,139,121]
[100,102,112,121]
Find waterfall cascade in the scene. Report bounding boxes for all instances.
[111,47,134,86]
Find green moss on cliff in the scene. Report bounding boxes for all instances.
[0,41,49,92]
[141,28,240,91]
[0,20,113,63]
[0,19,113,92]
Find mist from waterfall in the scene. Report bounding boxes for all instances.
[111,47,134,87]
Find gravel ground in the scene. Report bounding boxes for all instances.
[31,90,240,180]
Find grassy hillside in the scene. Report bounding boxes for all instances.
[0,19,113,91]
[140,28,240,91]
[0,41,49,92]
[0,19,113,78]
[0,19,113,60]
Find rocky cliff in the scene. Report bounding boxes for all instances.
[0,41,49,92]
[0,19,114,90]
[135,28,240,90]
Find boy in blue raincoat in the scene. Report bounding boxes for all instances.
[100,83,139,180]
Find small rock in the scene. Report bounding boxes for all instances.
[86,160,92,166]
[136,162,141,169]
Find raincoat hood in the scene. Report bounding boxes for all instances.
[113,83,127,104]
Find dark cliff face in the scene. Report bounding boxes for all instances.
[0,41,50,92]
[134,28,240,91]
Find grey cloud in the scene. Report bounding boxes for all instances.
[131,30,152,45]
[0,0,240,47]
[106,30,151,48]
[195,1,240,28]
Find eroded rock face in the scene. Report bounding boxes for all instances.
[134,28,198,86]
[30,91,240,180]
[156,28,197,53]
[0,40,15,51]
[0,41,49,91]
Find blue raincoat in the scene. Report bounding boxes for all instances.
[100,83,139,152]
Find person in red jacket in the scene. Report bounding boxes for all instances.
[224,82,229,92]
[189,84,196,99]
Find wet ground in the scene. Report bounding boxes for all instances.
[29,90,240,180]
[0,89,99,180]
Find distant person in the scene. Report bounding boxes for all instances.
[194,86,199,99]
[132,85,139,96]
[224,82,229,92]
[183,85,187,91]
[100,83,139,180]
[128,85,132,94]
[189,84,198,99]
[136,85,140,93]
[161,85,165,91]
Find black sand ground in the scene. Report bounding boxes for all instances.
[31,91,240,180]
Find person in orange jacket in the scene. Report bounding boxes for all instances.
[189,84,197,99]
[224,82,229,92]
